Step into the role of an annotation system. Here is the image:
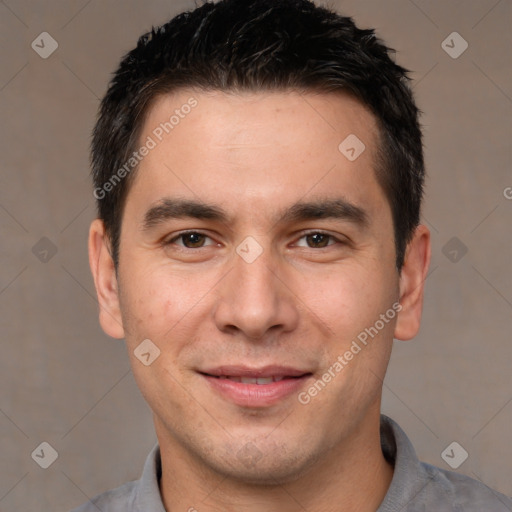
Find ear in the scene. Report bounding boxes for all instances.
[88,219,125,339]
[394,224,431,341]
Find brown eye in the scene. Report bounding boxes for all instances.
[166,231,215,249]
[305,233,331,248]
[180,232,207,248]
[295,232,339,249]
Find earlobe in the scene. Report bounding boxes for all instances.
[394,224,431,341]
[88,219,125,339]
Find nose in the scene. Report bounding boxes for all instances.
[212,245,300,341]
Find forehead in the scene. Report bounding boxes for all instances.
[128,89,386,222]
[142,88,379,154]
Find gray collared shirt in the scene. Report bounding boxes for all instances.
[71,415,512,511]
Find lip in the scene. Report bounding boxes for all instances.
[199,365,313,407]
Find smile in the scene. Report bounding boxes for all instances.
[199,366,313,407]
[208,375,286,384]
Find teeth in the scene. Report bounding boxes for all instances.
[240,377,257,384]
[222,376,285,384]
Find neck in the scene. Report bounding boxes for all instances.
[157,408,393,512]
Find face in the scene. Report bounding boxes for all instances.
[90,89,429,484]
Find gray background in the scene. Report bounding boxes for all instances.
[0,0,510,510]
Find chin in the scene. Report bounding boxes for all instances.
[203,440,322,486]
[221,460,308,486]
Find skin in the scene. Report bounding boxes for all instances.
[89,90,430,511]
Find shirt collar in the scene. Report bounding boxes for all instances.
[135,442,166,511]
[135,414,426,511]
[377,414,434,512]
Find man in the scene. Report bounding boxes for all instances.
[75,0,512,510]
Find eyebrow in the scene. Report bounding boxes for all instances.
[141,197,369,231]
[142,199,228,230]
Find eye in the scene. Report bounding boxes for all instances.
[295,231,340,248]
[166,231,216,249]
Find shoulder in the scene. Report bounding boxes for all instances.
[69,443,163,512]
[420,462,512,511]
[378,416,511,512]
[69,480,138,512]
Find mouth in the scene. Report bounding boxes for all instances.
[205,375,291,384]
[198,366,313,407]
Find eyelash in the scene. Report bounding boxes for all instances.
[164,230,344,249]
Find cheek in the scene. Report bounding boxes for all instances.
[118,269,172,339]
[303,262,396,339]
[119,263,218,346]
